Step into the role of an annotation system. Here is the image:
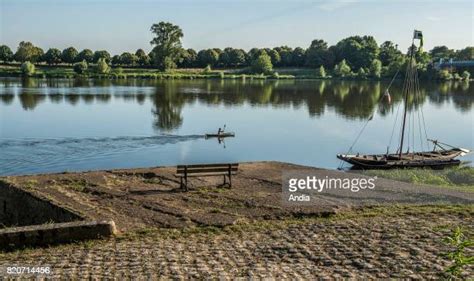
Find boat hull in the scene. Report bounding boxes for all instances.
[205,132,235,139]
[337,149,467,169]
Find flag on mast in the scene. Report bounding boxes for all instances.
[413,30,423,49]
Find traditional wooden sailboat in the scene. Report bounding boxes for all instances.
[337,30,470,169]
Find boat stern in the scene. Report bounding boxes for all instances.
[459,148,471,157]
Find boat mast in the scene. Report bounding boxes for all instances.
[399,34,416,158]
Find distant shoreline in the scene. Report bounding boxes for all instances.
[1,64,471,82]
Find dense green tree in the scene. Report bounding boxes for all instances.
[21,61,35,76]
[219,48,246,67]
[246,48,263,64]
[369,59,382,78]
[455,47,473,60]
[73,60,88,74]
[213,48,223,61]
[333,59,352,77]
[93,50,111,63]
[429,46,455,62]
[379,41,402,66]
[96,58,109,74]
[291,47,306,67]
[268,49,281,66]
[385,55,406,77]
[228,48,246,67]
[43,48,62,65]
[150,21,183,71]
[197,49,219,67]
[61,47,78,65]
[119,52,138,66]
[218,48,233,67]
[77,49,94,63]
[305,39,334,68]
[0,45,13,63]
[251,51,273,74]
[412,46,431,68]
[135,49,150,66]
[274,46,293,66]
[35,47,45,63]
[334,36,379,69]
[111,55,121,66]
[14,42,43,63]
[178,48,197,68]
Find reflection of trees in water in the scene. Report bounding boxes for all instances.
[48,94,63,103]
[151,81,186,131]
[426,81,473,112]
[19,93,46,110]
[1,78,471,122]
[0,94,14,105]
[65,94,80,105]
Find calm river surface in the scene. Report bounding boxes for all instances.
[0,78,472,175]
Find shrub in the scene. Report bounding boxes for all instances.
[20,61,35,76]
[357,68,367,79]
[271,72,279,79]
[443,226,474,279]
[318,65,326,78]
[369,59,382,78]
[73,60,88,74]
[219,71,225,79]
[96,58,110,74]
[203,65,212,74]
[251,51,273,74]
[438,69,453,81]
[333,59,352,77]
[461,71,471,81]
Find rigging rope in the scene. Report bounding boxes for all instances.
[338,69,401,169]
[414,63,430,150]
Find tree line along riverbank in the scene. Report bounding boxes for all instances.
[0,64,472,82]
[0,21,472,81]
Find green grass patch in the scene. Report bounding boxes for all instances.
[363,166,474,192]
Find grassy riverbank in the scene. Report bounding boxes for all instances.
[363,166,474,192]
[0,64,308,80]
[2,64,472,81]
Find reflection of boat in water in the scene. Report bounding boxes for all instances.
[205,132,235,139]
[338,30,470,169]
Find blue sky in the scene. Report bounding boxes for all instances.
[1,0,472,55]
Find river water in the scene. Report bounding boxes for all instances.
[0,78,472,175]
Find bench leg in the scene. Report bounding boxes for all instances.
[229,173,232,188]
[185,176,188,191]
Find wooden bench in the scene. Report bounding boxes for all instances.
[175,163,239,191]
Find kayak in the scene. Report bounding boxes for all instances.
[205,132,235,138]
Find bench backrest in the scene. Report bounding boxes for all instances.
[176,163,239,175]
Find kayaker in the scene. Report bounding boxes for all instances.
[218,127,222,134]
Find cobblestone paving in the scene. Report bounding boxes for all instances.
[1,210,473,279]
